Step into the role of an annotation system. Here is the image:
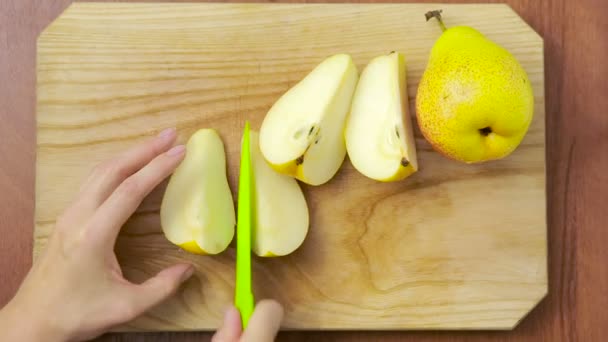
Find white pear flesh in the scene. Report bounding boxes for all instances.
[250,131,309,257]
[259,54,359,186]
[160,129,235,255]
[345,52,418,182]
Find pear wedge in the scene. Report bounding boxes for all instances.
[346,52,418,181]
[160,129,235,254]
[250,131,309,257]
[259,54,359,185]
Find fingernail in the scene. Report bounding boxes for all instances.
[180,265,194,282]
[166,145,186,156]
[157,127,176,139]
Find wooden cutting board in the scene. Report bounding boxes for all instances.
[35,3,546,331]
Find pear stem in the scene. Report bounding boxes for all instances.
[425,10,447,32]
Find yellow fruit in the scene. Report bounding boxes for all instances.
[416,10,534,163]
[249,131,309,257]
[259,54,359,185]
[160,129,235,255]
[345,51,418,182]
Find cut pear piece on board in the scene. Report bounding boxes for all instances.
[259,54,359,186]
[345,51,418,181]
[160,129,235,255]
[249,130,309,257]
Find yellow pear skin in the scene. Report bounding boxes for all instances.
[416,10,534,163]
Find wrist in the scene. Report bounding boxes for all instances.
[1,297,70,342]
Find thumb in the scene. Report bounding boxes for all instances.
[241,300,283,342]
[211,306,242,342]
[127,263,194,316]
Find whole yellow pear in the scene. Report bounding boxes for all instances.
[416,10,534,163]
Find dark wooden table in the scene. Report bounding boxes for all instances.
[1,0,607,341]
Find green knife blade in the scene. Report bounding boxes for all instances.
[235,121,254,328]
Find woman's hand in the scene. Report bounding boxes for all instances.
[0,127,284,341]
[0,128,193,341]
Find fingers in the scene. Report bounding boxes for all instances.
[211,307,242,342]
[124,263,194,319]
[76,128,178,216]
[213,301,283,342]
[241,300,284,342]
[89,144,186,245]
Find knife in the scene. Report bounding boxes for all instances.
[235,121,255,328]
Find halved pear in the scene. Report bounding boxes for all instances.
[160,129,235,255]
[259,54,359,186]
[250,131,309,257]
[345,52,418,181]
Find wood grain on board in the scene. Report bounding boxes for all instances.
[33,3,546,331]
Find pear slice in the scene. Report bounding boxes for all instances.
[259,54,359,186]
[249,130,309,257]
[160,129,235,255]
[345,52,418,181]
